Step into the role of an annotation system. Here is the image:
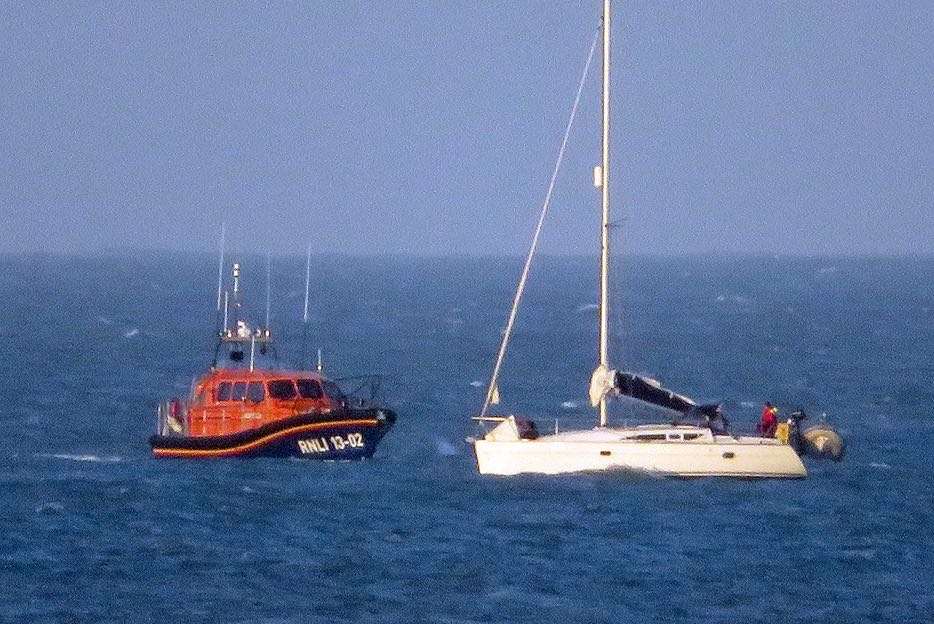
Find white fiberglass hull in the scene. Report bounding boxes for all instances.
[473,422,807,478]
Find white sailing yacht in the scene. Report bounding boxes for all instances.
[470,0,809,478]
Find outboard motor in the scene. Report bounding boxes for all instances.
[787,410,845,462]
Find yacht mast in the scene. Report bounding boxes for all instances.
[598,0,611,427]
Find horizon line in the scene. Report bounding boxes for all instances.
[3,248,933,261]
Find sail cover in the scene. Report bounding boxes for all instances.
[612,372,697,414]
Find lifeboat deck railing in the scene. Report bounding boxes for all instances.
[331,374,385,409]
[156,399,190,437]
[156,399,277,438]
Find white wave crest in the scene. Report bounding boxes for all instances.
[561,400,579,409]
[433,437,459,456]
[469,380,484,388]
[841,548,875,560]
[123,328,139,338]
[39,453,122,463]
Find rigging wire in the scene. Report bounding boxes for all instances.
[478,25,601,420]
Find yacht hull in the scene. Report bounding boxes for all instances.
[473,429,807,478]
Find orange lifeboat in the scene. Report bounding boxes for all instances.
[150,263,395,459]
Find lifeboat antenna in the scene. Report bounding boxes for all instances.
[249,334,256,372]
[232,262,241,301]
[301,243,311,365]
[317,348,323,374]
[231,262,244,325]
[302,244,311,323]
[222,290,229,332]
[215,221,226,312]
[265,252,272,330]
[213,221,226,337]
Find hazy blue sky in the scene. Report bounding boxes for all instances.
[1,1,931,256]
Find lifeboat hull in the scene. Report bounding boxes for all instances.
[149,408,395,459]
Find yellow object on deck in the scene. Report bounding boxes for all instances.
[775,422,790,444]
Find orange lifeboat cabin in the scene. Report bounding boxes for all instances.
[150,264,395,459]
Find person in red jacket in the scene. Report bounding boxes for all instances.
[759,402,778,437]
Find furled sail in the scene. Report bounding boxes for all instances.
[588,365,615,407]
[590,368,698,414]
[613,372,697,413]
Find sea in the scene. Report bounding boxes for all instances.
[0,253,931,623]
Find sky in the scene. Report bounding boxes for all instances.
[1,1,931,256]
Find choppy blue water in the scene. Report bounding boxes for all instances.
[1,254,932,623]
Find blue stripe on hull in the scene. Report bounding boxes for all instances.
[244,422,389,459]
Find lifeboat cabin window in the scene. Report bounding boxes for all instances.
[216,382,232,402]
[268,380,297,400]
[296,379,323,399]
[247,381,265,403]
[683,433,702,441]
[231,381,248,401]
